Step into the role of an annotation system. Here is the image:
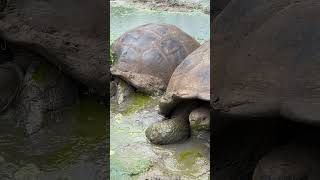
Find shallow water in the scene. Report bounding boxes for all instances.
[110,3,210,44]
[0,95,108,179]
[110,93,210,179]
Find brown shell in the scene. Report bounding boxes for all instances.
[166,41,210,101]
[111,23,200,94]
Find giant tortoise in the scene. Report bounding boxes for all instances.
[146,41,210,145]
[0,0,108,93]
[212,0,320,179]
[111,23,200,95]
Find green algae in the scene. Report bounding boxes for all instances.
[45,139,84,169]
[44,96,108,169]
[111,92,210,179]
[121,93,151,115]
[0,93,108,178]
[177,149,204,169]
[109,49,117,64]
[45,136,105,170]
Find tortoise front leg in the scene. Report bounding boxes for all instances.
[145,101,199,145]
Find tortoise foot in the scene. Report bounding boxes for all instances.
[145,117,190,145]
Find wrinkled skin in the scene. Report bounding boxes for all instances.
[114,78,134,105]
[146,42,210,145]
[189,105,210,131]
[145,117,190,145]
[111,23,200,95]
[0,0,108,93]
[145,101,198,145]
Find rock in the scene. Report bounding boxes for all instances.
[189,106,210,132]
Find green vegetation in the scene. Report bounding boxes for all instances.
[121,93,151,115]
[177,149,204,169]
[109,49,117,65]
[45,96,108,169]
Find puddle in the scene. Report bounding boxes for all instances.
[110,93,210,179]
[0,95,108,180]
